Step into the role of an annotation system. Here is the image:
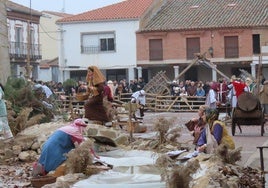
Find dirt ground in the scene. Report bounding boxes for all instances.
[1,111,267,187]
[0,112,191,187]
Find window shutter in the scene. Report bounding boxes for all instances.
[149,39,163,61]
[186,37,200,60]
[224,36,239,58]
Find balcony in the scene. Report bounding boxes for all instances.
[9,42,42,61]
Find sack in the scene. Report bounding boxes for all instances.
[205,125,218,154]
[185,120,196,131]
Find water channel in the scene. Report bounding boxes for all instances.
[72,149,166,188]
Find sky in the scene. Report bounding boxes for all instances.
[10,0,125,14]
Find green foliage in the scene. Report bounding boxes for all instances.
[63,79,77,88]
[39,116,52,124]
[4,77,54,125]
[63,79,77,95]
[4,77,27,102]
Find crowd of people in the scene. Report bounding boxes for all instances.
[29,71,148,122]
[169,75,268,112]
[28,71,268,121]
[30,76,146,102]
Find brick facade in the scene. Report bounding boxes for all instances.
[136,28,267,81]
[137,28,255,61]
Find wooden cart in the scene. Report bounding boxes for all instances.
[231,92,265,136]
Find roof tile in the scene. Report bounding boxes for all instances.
[141,0,268,31]
[57,0,153,23]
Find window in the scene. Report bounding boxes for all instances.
[253,34,260,54]
[30,29,35,56]
[149,39,163,61]
[100,38,114,51]
[81,32,115,54]
[186,37,200,60]
[224,36,239,58]
[15,27,23,55]
[106,69,126,82]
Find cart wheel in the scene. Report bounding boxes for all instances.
[231,108,236,136]
[232,121,236,136]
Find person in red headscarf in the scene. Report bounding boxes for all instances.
[32,118,98,177]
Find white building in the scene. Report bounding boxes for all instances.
[38,11,72,82]
[56,0,154,83]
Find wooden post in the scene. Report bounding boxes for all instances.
[167,96,179,112]
[69,95,74,119]
[256,54,263,99]
[128,102,133,141]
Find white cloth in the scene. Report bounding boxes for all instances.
[205,89,217,108]
[227,85,237,107]
[205,125,218,154]
[131,90,146,105]
[42,85,53,98]
[182,151,199,159]
[166,149,187,157]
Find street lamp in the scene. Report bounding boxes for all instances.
[26,0,32,80]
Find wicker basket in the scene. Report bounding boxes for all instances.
[31,176,57,188]
[76,92,89,101]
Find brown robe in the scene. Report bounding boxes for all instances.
[84,66,109,123]
[84,83,111,123]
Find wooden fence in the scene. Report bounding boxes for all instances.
[115,93,206,112]
[53,92,206,114]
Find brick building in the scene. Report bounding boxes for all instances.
[136,0,268,82]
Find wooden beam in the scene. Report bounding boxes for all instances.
[202,58,230,81]
[175,58,198,80]
[167,96,179,111]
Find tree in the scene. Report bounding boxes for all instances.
[0,0,11,85]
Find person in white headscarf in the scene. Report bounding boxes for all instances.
[131,90,146,118]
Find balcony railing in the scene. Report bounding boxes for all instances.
[81,45,116,54]
[9,42,42,60]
